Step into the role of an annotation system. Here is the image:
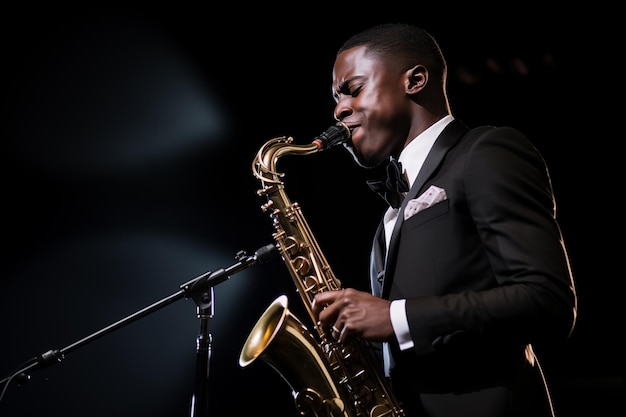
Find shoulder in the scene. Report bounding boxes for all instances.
[462,125,539,155]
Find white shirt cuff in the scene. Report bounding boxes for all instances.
[390,299,413,351]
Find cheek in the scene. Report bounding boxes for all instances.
[360,91,400,126]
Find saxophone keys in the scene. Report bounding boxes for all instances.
[294,388,346,416]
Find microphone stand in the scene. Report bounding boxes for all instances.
[0,244,278,417]
[191,286,214,417]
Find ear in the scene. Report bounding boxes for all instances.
[406,64,427,94]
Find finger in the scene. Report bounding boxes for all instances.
[312,290,341,318]
[331,324,343,340]
[338,325,348,343]
[331,323,351,343]
[313,290,339,307]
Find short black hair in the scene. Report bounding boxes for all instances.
[337,23,447,83]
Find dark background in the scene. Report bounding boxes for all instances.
[1,5,622,417]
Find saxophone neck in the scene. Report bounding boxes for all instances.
[253,122,351,184]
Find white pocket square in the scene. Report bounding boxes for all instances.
[404,185,447,220]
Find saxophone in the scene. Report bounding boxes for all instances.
[239,123,405,417]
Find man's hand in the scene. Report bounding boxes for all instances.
[312,288,394,343]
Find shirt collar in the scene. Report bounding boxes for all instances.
[399,115,454,187]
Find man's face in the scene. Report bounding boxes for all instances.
[332,45,411,168]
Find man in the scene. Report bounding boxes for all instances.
[312,23,577,417]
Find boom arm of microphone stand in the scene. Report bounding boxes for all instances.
[0,244,278,394]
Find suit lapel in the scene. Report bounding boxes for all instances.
[370,222,386,297]
[381,120,469,298]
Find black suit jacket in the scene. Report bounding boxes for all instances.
[370,120,577,417]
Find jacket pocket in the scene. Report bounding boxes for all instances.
[402,199,449,230]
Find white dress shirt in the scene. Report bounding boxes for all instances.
[382,115,454,375]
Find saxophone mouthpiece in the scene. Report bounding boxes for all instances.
[312,122,352,150]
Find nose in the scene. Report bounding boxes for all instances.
[333,99,352,121]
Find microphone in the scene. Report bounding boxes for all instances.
[254,244,280,264]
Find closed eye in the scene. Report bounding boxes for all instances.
[333,77,363,101]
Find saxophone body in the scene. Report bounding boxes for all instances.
[239,123,405,417]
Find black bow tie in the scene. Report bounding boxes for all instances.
[366,157,410,208]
